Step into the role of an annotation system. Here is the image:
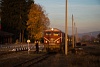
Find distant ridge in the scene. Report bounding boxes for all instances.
[78,31,100,38]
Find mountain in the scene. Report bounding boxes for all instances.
[78,31,100,38]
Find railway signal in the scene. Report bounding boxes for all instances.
[27,39,31,51]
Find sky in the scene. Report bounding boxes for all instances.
[35,0,100,35]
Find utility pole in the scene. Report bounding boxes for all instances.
[74,22,76,47]
[75,27,78,43]
[65,0,68,55]
[72,14,74,48]
[76,26,80,44]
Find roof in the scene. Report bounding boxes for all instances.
[0,31,14,37]
[44,28,61,32]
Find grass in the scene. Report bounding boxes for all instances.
[66,44,100,67]
[0,44,100,67]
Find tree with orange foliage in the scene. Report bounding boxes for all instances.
[27,3,50,40]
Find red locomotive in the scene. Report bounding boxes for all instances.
[44,28,65,52]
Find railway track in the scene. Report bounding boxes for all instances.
[0,51,18,56]
[0,50,28,56]
[14,53,51,67]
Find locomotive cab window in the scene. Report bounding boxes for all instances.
[45,32,51,36]
[53,32,60,36]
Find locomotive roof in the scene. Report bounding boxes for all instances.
[44,28,61,32]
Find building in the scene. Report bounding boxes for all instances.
[0,31,14,44]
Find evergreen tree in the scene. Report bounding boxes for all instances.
[1,0,28,42]
[97,33,100,43]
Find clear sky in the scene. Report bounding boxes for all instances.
[35,0,100,35]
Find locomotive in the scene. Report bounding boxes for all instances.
[44,28,65,52]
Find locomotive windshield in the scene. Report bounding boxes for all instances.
[45,32,51,36]
[53,32,60,36]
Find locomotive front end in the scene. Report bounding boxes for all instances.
[44,28,63,52]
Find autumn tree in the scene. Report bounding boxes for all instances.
[27,3,50,40]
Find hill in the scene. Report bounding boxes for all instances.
[78,31,100,38]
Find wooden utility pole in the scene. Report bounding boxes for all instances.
[74,22,76,47]
[65,0,68,55]
[72,14,74,48]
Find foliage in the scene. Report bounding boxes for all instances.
[81,35,90,42]
[27,3,50,40]
[66,45,100,67]
[1,0,28,38]
[97,33,100,39]
[97,33,100,42]
[1,0,49,42]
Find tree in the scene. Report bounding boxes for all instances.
[27,3,50,40]
[97,33,100,38]
[97,33,100,43]
[1,0,28,42]
[81,35,90,42]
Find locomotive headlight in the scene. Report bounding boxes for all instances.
[57,41,60,43]
[45,41,48,43]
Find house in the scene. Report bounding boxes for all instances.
[0,31,14,44]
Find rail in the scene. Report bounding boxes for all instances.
[14,53,50,67]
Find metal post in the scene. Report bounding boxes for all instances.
[28,42,30,51]
[27,39,30,54]
[76,27,79,43]
[28,42,30,54]
[65,0,68,55]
